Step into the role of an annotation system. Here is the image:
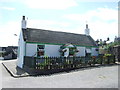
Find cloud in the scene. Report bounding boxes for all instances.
[63,7,118,41]
[0,21,20,46]
[24,0,78,9]
[0,6,15,11]
[76,0,119,2]
[90,21,118,41]
[0,0,17,2]
[63,8,117,22]
[94,8,117,21]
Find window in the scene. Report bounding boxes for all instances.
[37,45,45,57]
[38,45,44,49]
[85,48,91,57]
[86,48,91,53]
[37,51,44,56]
[96,48,99,51]
[69,48,75,56]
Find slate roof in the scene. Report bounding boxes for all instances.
[22,28,97,47]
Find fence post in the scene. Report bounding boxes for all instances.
[34,57,36,69]
[113,55,116,63]
[93,57,96,66]
[107,56,110,64]
[64,57,66,69]
[100,56,103,65]
[48,57,50,69]
[59,57,61,69]
[71,57,73,68]
[79,57,82,67]
[49,57,52,69]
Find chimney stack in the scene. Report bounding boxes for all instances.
[21,16,27,29]
[85,23,90,36]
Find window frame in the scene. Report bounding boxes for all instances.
[37,45,45,57]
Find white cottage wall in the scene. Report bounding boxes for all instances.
[45,45,60,57]
[26,44,37,57]
[91,48,98,56]
[17,31,25,68]
[24,43,98,58]
[76,47,86,57]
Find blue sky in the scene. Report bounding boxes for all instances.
[0,0,119,46]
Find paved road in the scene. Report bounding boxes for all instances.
[1,60,119,88]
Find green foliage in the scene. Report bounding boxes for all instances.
[60,44,78,56]
[109,42,119,46]
[104,54,112,56]
[0,53,2,57]
[101,41,120,54]
[69,47,77,56]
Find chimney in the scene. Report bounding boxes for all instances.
[85,23,90,36]
[21,16,27,29]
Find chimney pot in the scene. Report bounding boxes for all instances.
[21,16,27,29]
[85,23,90,36]
[23,16,25,20]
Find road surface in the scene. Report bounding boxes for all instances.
[1,60,119,88]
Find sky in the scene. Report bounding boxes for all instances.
[0,0,119,47]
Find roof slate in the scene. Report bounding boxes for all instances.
[22,28,97,47]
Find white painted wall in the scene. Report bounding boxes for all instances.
[17,31,25,68]
[45,45,60,57]
[45,45,86,57]
[25,44,87,57]
[91,48,99,56]
[23,43,98,61]
[76,47,86,57]
[26,44,37,57]
[85,28,90,36]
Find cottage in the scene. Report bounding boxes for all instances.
[17,16,98,68]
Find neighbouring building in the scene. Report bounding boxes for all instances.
[17,16,98,68]
[0,46,18,60]
[113,36,120,62]
[0,47,5,60]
